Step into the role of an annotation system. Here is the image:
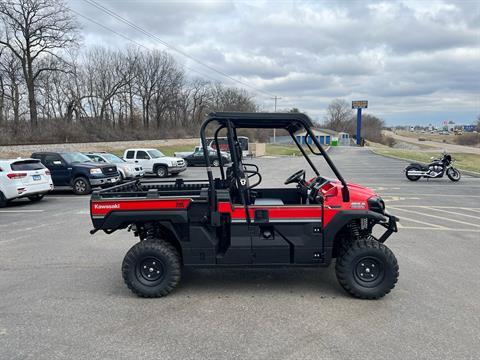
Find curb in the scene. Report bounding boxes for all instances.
[368,148,480,178]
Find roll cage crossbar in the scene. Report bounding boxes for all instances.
[200,112,350,216]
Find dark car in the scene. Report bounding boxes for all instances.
[183,148,231,167]
[31,152,120,195]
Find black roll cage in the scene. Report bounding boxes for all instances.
[200,112,350,221]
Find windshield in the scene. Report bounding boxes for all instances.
[102,153,125,164]
[148,150,165,158]
[62,152,91,164]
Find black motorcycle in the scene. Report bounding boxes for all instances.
[405,153,461,182]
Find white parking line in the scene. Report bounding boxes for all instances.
[463,208,480,214]
[392,205,480,210]
[398,227,480,232]
[393,214,448,230]
[0,210,44,213]
[390,206,480,228]
[423,206,480,220]
[383,193,480,198]
[46,196,87,199]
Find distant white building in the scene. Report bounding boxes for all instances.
[337,132,350,146]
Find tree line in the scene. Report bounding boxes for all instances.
[0,0,257,144]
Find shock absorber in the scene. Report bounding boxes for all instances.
[143,223,157,240]
[349,221,361,240]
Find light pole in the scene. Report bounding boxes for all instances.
[272,96,281,143]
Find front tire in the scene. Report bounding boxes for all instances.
[212,159,220,167]
[155,166,168,178]
[446,167,461,182]
[72,177,92,195]
[335,238,399,299]
[405,165,421,181]
[122,239,181,298]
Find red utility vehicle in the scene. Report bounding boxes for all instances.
[90,112,399,299]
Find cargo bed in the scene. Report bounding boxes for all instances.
[91,179,210,200]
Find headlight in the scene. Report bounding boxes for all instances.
[90,168,102,175]
[368,196,385,214]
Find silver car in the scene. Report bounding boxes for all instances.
[85,152,145,181]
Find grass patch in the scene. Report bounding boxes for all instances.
[266,144,303,156]
[396,130,476,146]
[373,148,480,173]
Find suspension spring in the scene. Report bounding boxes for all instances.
[349,221,361,239]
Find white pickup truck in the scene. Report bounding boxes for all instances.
[123,148,186,178]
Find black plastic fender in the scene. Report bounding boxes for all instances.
[323,210,387,260]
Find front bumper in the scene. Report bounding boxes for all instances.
[90,175,120,186]
[377,211,399,243]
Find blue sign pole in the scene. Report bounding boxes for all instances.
[356,108,362,145]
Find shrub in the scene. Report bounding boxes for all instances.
[455,133,480,146]
[379,136,396,147]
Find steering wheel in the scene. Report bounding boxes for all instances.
[284,169,306,185]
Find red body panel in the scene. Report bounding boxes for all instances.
[91,198,191,217]
[218,201,323,220]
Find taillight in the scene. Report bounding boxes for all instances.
[7,172,27,179]
[45,170,51,175]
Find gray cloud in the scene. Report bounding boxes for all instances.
[69,0,480,125]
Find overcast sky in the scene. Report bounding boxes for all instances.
[69,0,480,126]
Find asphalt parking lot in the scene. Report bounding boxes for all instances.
[1,146,479,359]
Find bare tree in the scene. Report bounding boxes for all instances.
[0,0,79,125]
[0,50,23,124]
[324,99,352,132]
[83,47,137,123]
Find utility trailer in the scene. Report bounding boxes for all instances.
[90,112,399,299]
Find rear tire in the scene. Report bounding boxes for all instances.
[122,239,181,298]
[0,191,7,208]
[72,177,92,195]
[405,165,421,181]
[446,168,461,182]
[28,194,44,202]
[212,159,220,167]
[335,238,399,299]
[155,166,168,178]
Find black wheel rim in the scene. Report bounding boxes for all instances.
[354,257,384,285]
[136,257,165,286]
[75,180,86,193]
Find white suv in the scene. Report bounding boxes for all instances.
[0,158,53,207]
[123,148,186,178]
